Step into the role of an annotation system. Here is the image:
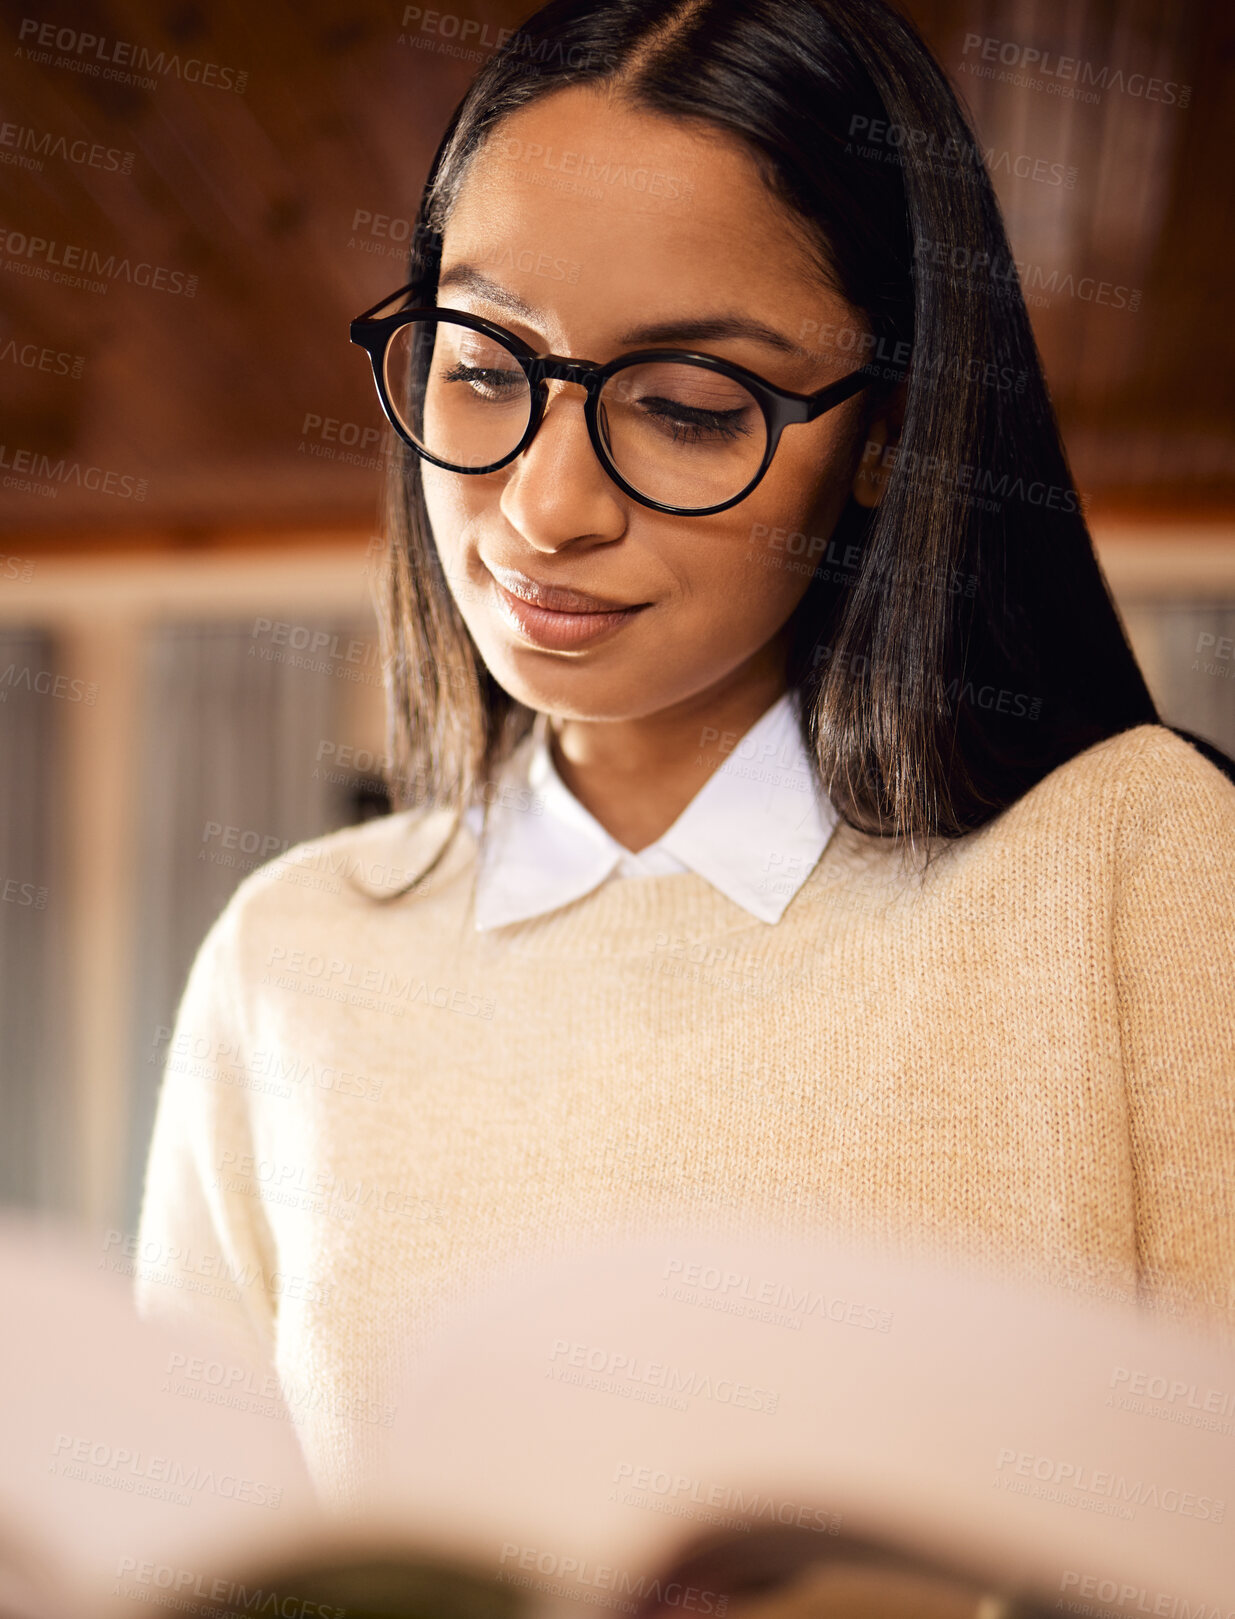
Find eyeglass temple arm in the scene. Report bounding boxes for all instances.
[352,278,424,326]
[803,364,902,422]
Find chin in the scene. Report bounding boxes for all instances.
[478,655,639,722]
[495,674,623,720]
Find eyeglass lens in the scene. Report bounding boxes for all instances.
[383,314,770,509]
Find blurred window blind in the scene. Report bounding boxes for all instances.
[1137,602,1235,760]
[0,627,68,1213]
[122,618,383,1230]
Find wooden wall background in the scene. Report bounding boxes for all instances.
[1,0,1232,546]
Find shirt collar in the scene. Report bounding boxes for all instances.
[463,690,838,931]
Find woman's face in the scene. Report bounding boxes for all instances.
[424,85,879,724]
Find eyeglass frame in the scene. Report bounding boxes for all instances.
[349,280,903,517]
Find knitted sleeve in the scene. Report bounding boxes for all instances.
[134,891,279,1368]
[1114,728,1235,1343]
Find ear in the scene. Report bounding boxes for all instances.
[850,382,906,510]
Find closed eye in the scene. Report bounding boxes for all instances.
[636,395,757,444]
[442,362,525,400]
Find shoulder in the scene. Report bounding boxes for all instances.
[1002,722,1235,868]
[1044,721,1233,819]
[198,805,472,971]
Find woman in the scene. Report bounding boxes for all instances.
[137,0,1235,1508]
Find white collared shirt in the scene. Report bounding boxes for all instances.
[461,690,839,930]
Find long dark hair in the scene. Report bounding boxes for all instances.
[376,0,1161,880]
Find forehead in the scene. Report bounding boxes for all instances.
[439,85,836,337]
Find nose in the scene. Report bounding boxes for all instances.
[498,377,628,551]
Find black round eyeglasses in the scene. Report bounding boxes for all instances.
[349,281,896,517]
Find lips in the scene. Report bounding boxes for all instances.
[487,572,647,653]
[486,563,642,615]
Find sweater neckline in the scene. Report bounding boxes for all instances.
[352,803,932,959]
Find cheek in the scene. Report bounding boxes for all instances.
[420,464,475,558]
[419,467,502,631]
[720,420,861,601]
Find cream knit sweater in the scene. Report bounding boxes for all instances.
[135,722,1235,1507]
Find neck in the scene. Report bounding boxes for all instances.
[547,644,791,853]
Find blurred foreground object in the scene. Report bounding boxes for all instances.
[357,1230,1235,1618]
[2,1220,1233,1617]
[122,1231,1235,1617]
[0,1214,321,1616]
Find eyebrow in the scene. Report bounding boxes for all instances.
[436,264,809,357]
